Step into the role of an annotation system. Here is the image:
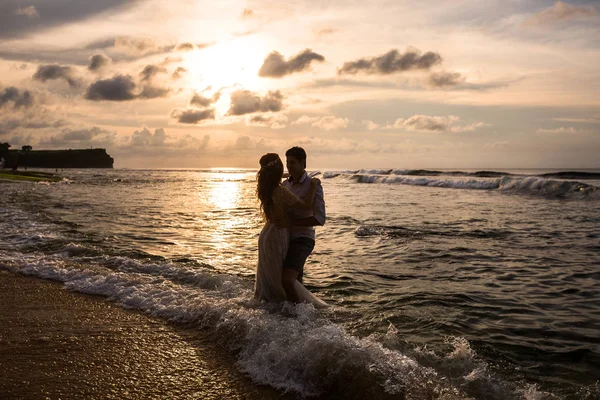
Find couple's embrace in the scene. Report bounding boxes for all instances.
[254,146,327,307]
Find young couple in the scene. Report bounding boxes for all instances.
[254,146,327,307]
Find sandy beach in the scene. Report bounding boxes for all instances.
[0,271,287,400]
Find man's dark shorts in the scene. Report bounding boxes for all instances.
[283,237,315,283]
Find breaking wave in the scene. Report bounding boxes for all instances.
[322,173,600,199]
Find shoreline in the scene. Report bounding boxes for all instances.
[0,170,62,182]
[0,270,290,400]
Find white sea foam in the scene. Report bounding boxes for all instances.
[0,255,476,398]
[339,173,600,199]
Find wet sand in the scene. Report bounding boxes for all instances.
[0,271,289,400]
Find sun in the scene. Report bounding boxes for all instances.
[183,35,268,95]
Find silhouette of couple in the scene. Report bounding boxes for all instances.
[254,147,327,307]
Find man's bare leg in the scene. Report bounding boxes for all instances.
[282,268,299,303]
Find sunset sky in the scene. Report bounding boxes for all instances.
[0,0,599,169]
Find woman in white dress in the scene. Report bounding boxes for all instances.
[254,153,327,307]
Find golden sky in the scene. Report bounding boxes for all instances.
[0,0,599,168]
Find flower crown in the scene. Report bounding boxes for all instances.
[263,158,280,168]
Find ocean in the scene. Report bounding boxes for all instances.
[1,168,599,399]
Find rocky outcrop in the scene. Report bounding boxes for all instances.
[4,149,114,169]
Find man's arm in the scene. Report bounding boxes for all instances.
[293,184,325,227]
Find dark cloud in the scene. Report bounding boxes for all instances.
[172,66,187,79]
[227,90,284,115]
[85,73,172,101]
[0,87,34,109]
[190,91,221,107]
[337,48,442,75]
[32,64,80,88]
[258,49,325,78]
[0,0,145,39]
[85,75,136,101]
[427,71,466,87]
[171,108,215,124]
[138,85,170,99]
[88,54,111,71]
[175,43,195,52]
[140,64,167,82]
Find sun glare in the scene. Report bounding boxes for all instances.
[206,173,246,210]
[183,36,268,95]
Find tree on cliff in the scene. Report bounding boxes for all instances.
[0,142,9,169]
[21,145,32,170]
[0,142,9,154]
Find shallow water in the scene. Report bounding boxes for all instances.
[1,168,599,399]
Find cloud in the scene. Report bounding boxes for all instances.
[138,85,170,99]
[227,90,284,115]
[171,108,215,124]
[85,73,171,101]
[0,87,34,109]
[291,136,406,155]
[337,48,442,75]
[172,67,187,79]
[313,27,336,37]
[293,115,349,131]
[190,91,221,107]
[14,5,39,18]
[258,49,325,78]
[246,114,288,129]
[224,135,267,152]
[130,127,168,147]
[484,141,509,149]
[175,133,210,150]
[140,64,167,82]
[32,64,80,88]
[61,127,105,141]
[241,8,255,19]
[0,1,145,39]
[387,115,489,132]
[553,117,600,124]
[175,43,195,52]
[537,126,578,134]
[0,112,66,135]
[88,54,111,72]
[40,126,116,147]
[427,71,466,88]
[114,36,175,56]
[362,120,381,130]
[85,75,137,101]
[525,1,598,25]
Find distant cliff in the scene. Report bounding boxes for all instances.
[4,149,114,169]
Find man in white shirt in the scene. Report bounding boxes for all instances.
[281,146,326,303]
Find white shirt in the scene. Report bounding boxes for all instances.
[282,171,326,240]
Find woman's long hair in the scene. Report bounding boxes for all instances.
[256,153,284,221]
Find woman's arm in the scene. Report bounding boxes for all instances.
[284,178,320,210]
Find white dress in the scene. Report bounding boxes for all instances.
[254,186,327,307]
